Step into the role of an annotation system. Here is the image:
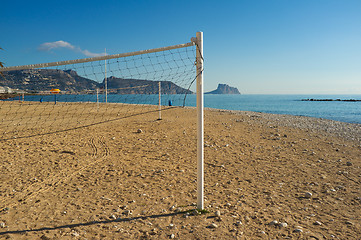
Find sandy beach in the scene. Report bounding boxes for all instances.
[0,103,360,239]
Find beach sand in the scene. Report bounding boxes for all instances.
[0,103,360,239]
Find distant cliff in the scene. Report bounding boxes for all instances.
[205,84,240,94]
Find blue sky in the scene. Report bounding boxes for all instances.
[1,0,361,94]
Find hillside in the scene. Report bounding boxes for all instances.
[0,69,192,94]
[105,76,193,94]
[1,69,98,93]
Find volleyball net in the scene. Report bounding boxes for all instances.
[0,32,205,210]
[0,39,197,140]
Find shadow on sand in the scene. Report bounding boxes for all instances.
[0,210,196,236]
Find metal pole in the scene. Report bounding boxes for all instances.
[105,48,107,103]
[96,88,99,109]
[158,81,162,120]
[196,31,204,210]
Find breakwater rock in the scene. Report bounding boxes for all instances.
[301,98,361,102]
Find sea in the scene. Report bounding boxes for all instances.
[10,94,361,124]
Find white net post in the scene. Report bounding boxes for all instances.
[96,88,99,108]
[196,31,204,210]
[158,81,162,120]
[104,49,108,103]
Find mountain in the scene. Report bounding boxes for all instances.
[205,84,240,94]
[0,69,192,94]
[105,76,193,94]
[1,69,99,93]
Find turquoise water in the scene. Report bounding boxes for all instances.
[12,94,361,124]
[200,94,361,124]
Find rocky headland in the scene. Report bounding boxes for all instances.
[205,84,240,94]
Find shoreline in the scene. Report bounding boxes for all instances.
[1,99,361,143]
[207,108,361,143]
[3,94,361,125]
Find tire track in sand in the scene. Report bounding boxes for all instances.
[0,136,111,211]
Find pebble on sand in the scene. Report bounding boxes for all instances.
[279,222,288,228]
[235,221,242,226]
[269,220,278,226]
[208,223,218,229]
[304,192,313,198]
[313,221,322,226]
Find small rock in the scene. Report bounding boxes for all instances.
[235,221,242,226]
[40,235,51,240]
[208,223,218,228]
[293,228,303,233]
[304,192,313,198]
[137,129,143,133]
[269,220,278,226]
[169,223,175,228]
[71,231,80,237]
[192,209,200,216]
[346,162,353,166]
[279,222,288,228]
[345,221,354,225]
[109,214,117,220]
[215,210,221,217]
[0,222,5,228]
[123,210,132,216]
[313,221,322,226]
[170,234,175,239]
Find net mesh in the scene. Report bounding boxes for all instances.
[0,44,196,140]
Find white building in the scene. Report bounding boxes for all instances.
[0,86,14,93]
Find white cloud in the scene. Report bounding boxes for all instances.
[38,40,105,57]
[38,40,75,51]
[80,49,105,57]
